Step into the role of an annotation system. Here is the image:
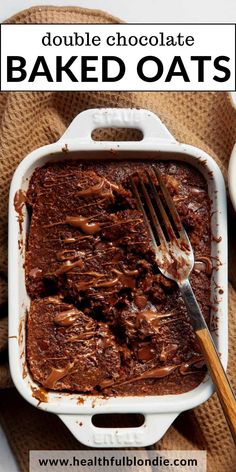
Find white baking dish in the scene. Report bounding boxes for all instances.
[9,108,228,448]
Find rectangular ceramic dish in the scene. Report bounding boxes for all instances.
[9,108,228,448]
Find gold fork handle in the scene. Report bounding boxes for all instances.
[179,279,236,444]
[196,327,236,444]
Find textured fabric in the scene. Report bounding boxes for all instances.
[0,6,236,472]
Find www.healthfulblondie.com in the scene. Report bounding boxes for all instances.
[30,450,206,472]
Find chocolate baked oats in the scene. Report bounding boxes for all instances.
[26,160,211,395]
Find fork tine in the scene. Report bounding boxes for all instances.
[145,170,177,242]
[138,177,168,248]
[152,166,183,233]
[130,175,160,251]
[152,166,191,250]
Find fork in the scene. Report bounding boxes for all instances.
[130,166,236,443]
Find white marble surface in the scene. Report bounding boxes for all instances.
[0,1,235,470]
[0,424,19,471]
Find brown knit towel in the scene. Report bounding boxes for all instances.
[0,6,236,472]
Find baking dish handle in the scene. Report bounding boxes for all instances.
[58,108,176,144]
[58,412,178,448]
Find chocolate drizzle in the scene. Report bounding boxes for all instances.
[44,363,74,388]
[65,216,101,234]
[56,249,85,261]
[103,365,179,388]
[77,179,106,197]
[190,186,205,199]
[195,256,213,275]
[54,309,81,326]
[77,177,119,200]
[113,268,138,289]
[160,343,178,362]
[179,356,205,375]
[74,268,138,291]
[137,310,177,329]
[54,258,84,275]
[65,332,96,342]
[100,355,206,389]
[14,190,26,233]
[63,235,92,243]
